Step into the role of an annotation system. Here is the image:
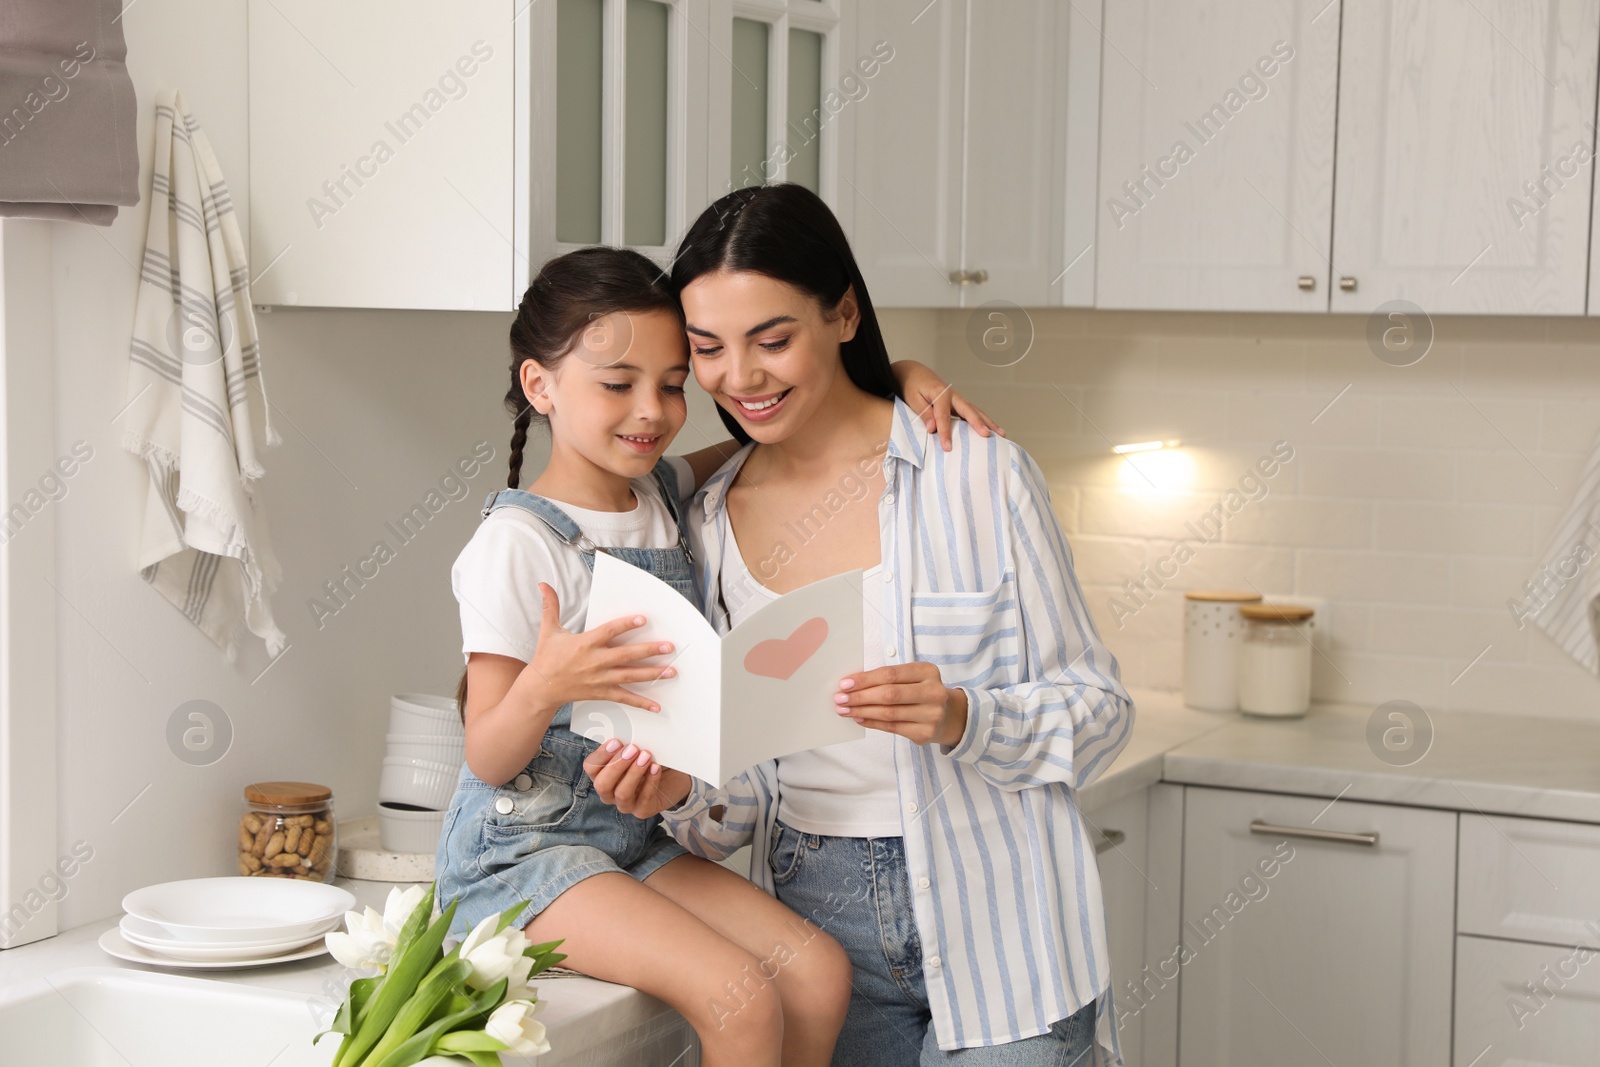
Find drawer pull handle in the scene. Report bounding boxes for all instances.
[1297,275,1316,291]
[1093,829,1126,854]
[1249,820,1378,847]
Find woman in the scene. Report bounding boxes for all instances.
[585,184,1134,1066]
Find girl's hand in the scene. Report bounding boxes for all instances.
[520,583,677,713]
[834,663,969,748]
[582,741,693,818]
[890,360,1006,452]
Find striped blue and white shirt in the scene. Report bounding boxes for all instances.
[660,397,1135,1064]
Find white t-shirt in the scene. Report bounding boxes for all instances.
[453,456,693,663]
[721,524,903,838]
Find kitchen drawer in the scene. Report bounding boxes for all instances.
[1458,814,1600,949]
[1455,935,1600,1067]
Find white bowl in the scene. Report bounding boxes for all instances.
[388,693,463,738]
[378,802,448,854]
[119,915,327,960]
[122,877,355,943]
[377,755,458,810]
[386,731,466,766]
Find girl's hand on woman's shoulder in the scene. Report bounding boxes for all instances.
[583,741,693,818]
[833,663,969,748]
[890,360,1006,452]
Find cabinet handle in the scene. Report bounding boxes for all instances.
[1249,820,1378,847]
[1339,276,1358,291]
[1297,275,1316,291]
[1093,829,1126,854]
[948,269,989,286]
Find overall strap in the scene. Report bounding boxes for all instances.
[480,489,599,554]
[650,461,694,564]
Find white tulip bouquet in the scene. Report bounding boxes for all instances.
[319,884,564,1067]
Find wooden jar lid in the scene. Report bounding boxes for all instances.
[244,781,332,805]
[1238,603,1315,622]
[1184,590,1264,603]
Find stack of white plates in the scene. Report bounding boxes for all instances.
[99,877,355,970]
[377,694,464,853]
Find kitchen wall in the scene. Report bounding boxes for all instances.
[29,0,731,931]
[913,307,1600,720]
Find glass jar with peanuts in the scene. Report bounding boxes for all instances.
[239,781,337,882]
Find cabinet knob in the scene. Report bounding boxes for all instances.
[1297,275,1316,291]
[1093,829,1126,854]
[1339,276,1358,291]
[948,269,989,286]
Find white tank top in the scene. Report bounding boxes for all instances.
[720,527,904,837]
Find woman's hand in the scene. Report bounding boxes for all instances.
[583,741,694,818]
[516,583,678,714]
[834,663,969,748]
[890,360,1006,451]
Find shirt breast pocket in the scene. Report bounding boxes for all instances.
[910,571,1018,688]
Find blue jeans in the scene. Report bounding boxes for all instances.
[435,729,686,940]
[770,820,1096,1066]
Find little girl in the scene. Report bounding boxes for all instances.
[435,245,990,1067]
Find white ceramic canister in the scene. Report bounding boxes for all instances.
[1182,590,1263,710]
[1236,603,1315,717]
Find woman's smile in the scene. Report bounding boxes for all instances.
[729,387,794,421]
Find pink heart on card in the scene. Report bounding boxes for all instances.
[743,617,829,681]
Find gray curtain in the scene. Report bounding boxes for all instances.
[0,0,138,225]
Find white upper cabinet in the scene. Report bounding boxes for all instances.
[248,0,516,310]
[250,0,712,311]
[704,0,851,216]
[845,0,965,307]
[848,0,1100,308]
[1096,0,1340,312]
[1332,0,1600,315]
[524,0,711,275]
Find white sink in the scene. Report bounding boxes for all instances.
[0,966,336,1066]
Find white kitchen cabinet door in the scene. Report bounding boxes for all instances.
[1455,935,1600,1067]
[1095,0,1339,311]
[1332,0,1599,315]
[249,1,516,310]
[961,0,1096,307]
[846,0,966,307]
[1458,813,1600,949]
[1085,784,1182,1067]
[1179,786,1456,1067]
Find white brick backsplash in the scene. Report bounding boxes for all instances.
[926,308,1600,720]
[1379,394,1542,451]
[1372,501,1555,557]
[1297,447,1457,500]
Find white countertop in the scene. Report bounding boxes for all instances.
[7,687,1597,1048]
[0,879,686,1065]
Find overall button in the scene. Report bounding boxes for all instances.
[513,773,533,791]
[494,797,515,815]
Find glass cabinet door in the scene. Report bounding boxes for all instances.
[717,1,840,199]
[546,0,687,257]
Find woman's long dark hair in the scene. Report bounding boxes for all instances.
[457,246,682,719]
[669,183,899,444]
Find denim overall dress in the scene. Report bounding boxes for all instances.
[435,463,695,937]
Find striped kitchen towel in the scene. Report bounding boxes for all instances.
[1520,428,1600,673]
[120,89,287,660]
